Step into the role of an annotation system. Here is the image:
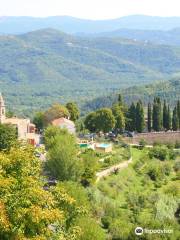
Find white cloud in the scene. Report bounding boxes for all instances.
[0,0,180,19]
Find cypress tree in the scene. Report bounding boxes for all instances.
[118,94,123,106]
[136,100,145,133]
[147,102,152,132]
[166,105,171,130]
[126,102,136,131]
[172,106,179,131]
[163,100,168,130]
[153,97,162,131]
[177,100,180,129]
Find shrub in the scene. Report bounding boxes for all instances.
[149,146,168,161]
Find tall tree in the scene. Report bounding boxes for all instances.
[126,103,136,131]
[172,106,179,131]
[153,97,162,132]
[147,103,152,132]
[177,100,180,129]
[112,104,125,132]
[66,102,80,122]
[167,105,171,130]
[163,100,168,130]
[135,101,145,133]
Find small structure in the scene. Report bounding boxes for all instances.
[95,143,112,153]
[0,93,40,145]
[52,117,76,134]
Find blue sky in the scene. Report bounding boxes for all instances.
[0,0,179,19]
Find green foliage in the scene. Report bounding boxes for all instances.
[46,129,83,181]
[84,108,115,133]
[80,149,99,186]
[112,103,125,131]
[0,124,17,151]
[0,145,82,239]
[66,102,80,121]
[149,146,175,161]
[33,111,44,131]
[136,100,145,133]
[43,103,69,126]
[153,97,162,132]
[88,147,180,240]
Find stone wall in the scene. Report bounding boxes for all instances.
[124,131,180,145]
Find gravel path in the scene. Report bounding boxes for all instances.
[96,157,132,182]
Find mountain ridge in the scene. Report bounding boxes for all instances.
[2,15,180,34]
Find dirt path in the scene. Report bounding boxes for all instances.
[96,157,132,182]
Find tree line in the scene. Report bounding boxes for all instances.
[84,95,180,133]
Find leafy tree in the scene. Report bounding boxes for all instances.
[147,102,152,132]
[33,111,44,131]
[44,103,69,126]
[0,124,17,151]
[44,125,68,149]
[85,109,115,133]
[84,112,97,133]
[136,100,145,133]
[46,129,83,181]
[0,145,81,239]
[66,102,80,122]
[112,103,125,132]
[95,108,115,133]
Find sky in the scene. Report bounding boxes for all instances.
[0,0,180,19]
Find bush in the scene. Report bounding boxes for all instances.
[175,140,180,149]
[149,146,168,161]
[139,139,147,149]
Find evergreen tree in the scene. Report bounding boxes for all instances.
[163,100,168,130]
[172,106,179,131]
[153,97,162,132]
[167,105,171,130]
[147,103,152,132]
[126,103,136,131]
[177,100,180,129]
[118,94,123,106]
[136,101,145,133]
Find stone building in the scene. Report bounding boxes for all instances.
[0,94,40,145]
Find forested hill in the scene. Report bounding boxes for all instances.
[83,78,180,112]
[1,28,180,115]
[82,28,180,46]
